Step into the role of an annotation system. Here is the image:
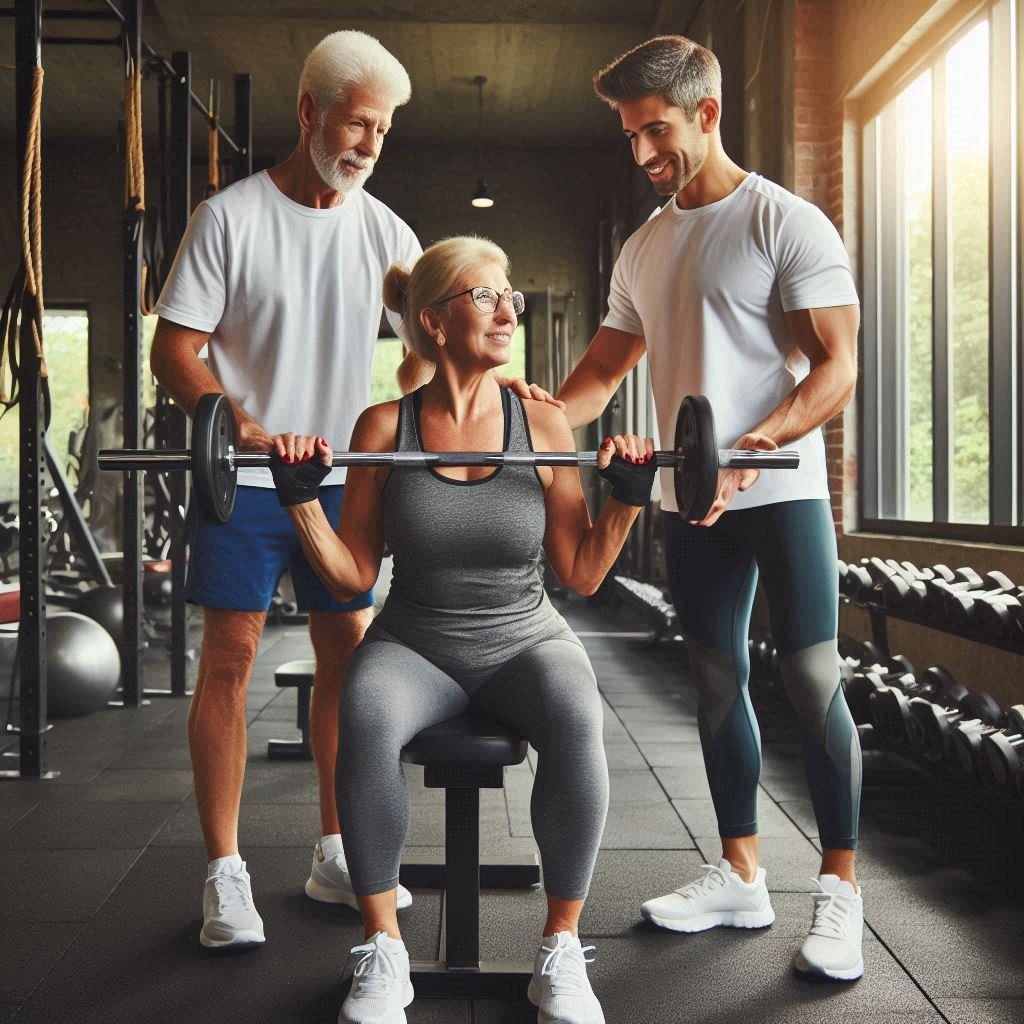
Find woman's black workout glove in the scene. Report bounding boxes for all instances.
[598,452,657,507]
[269,451,331,507]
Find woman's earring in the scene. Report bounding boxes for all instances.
[436,333,446,347]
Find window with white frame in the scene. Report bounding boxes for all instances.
[861,1,1018,539]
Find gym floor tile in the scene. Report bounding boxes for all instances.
[671,796,806,840]
[776,797,820,837]
[607,768,671,805]
[152,800,323,848]
[935,998,1024,1023]
[620,719,703,743]
[602,690,688,709]
[0,1004,18,1022]
[0,786,40,831]
[588,933,940,1024]
[0,848,139,922]
[10,846,441,1024]
[0,921,82,1001]
[578,849,709,935]
[651,764,714,800]
[634,740,708,769]
[35,767,196,804]
[601,741,649,770]
[600,711,633,743]
[599,799,695,850]
[610,705,696,724]
[105,735,193,770]
[859,876,1024,998]
[405,1001,473,1023]
[5,801,178,849]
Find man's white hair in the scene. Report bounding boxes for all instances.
[297,30,411,121]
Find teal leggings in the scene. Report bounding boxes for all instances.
[663,499,861,849]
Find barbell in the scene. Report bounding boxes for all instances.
[98,392,800,524]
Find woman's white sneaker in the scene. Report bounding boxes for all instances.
[640,858,776,933]
[339,932,414,1024]
[527,931,605,1024]
[794,875,864,981]
[199,856,266,948]
[306,837,412,911]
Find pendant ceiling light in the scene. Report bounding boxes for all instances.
[471,75,494,209]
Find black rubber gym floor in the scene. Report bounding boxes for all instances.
[1,594,1022,1023]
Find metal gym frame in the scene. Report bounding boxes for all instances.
[2,0,252,778]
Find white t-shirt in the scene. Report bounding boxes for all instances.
[154,171,421,487]
[604,172,858,512]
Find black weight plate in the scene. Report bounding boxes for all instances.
[674,394,719,520]
[192,393,237,524]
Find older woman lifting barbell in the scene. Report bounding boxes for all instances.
[262,235,669,1024]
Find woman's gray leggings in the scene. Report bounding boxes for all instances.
[336,631,609,900]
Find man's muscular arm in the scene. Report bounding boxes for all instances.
[556,325,647,430]
[749,304,859,444]
[149,316,272,450]
[692,303,859,527]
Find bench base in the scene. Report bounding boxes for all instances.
[409,960,533,1000]
[400,852,540,889]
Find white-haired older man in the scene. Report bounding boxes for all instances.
[150,30,428,949]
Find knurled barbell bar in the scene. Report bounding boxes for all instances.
[98,392,800,524]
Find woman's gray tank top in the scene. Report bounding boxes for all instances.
[369,386,569,678]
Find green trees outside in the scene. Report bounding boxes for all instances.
[904,156,989,525]
[0,311,90,504]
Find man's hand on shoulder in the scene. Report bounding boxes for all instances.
[493,373,566,409]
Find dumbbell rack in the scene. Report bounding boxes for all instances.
[842,588,1024,660]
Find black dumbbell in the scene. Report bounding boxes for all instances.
[840,560,873,600]
[923,567,984,624]
[870,665,963,745]
[948,691,1006,777]
[880,562,935,616]
[982,705,1024,791]
[843,655,915,726]
[943,571,1018,633]
[906,668,971,760]
[972,588,1024,643]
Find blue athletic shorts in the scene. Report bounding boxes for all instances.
[184,485,375,613]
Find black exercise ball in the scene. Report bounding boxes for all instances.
[46,612,120,717]
[70,585,123,645]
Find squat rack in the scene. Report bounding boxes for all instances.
[2,0,252,778]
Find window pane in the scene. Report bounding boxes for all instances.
[902,71,933,521]
[0,309,90,503]
[947,21,990,524]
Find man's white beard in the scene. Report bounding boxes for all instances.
[310,127,374,193]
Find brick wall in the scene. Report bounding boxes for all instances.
[793,0,850,535]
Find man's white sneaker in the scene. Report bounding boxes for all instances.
[199,856,266,948]
[305,839,412,910]
[527,932,605,1024]
[339,931,414,1024]
[640,858,776,933]
[794,874,864,981]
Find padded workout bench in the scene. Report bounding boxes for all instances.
[267,660,313,760]
[398,712,540,999]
